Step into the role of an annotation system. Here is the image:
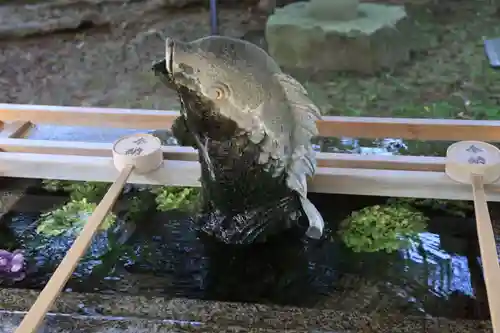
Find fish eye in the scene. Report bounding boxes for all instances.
[209,83,230,100]
[215,88,223,100]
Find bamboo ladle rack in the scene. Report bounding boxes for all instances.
[13,133,163,333]
[446,140,500,332]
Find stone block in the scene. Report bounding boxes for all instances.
[265,1,413,74]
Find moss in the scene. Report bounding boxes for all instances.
[338,204,428,253]
[37,180,154,237]
[150,186,200,212]
[35,198,117,237]
[41,180,109,203]
[41,180,200,218]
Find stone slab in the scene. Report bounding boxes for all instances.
[0,288,492,332]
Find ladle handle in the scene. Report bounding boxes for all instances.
[471,174,500,332]
[14,165,134,333]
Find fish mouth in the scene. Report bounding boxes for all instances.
[152,58,200,96]
[152,58,204,104]
[152,39,219,122]
[152,56,216,119]
[152,37,182,90]
[152,56,237,140]
[152,37,179,90]
[152,59,177,90]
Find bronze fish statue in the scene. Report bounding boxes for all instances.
[153,35,324,244]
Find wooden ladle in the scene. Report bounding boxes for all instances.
[446,140,500,332]
[14,133,163,333]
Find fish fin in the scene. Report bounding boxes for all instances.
[286,146,315,192]
[299,195,324,239]
[285,153,324,240]
[274,72,321,144]
[274,72,320,179]
[274,73,323,239]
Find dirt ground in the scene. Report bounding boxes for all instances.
[0,1,264,111]
[1,0,500,121]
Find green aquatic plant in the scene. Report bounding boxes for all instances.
[339,204,428,253]
[36,198,117,237]
[151,186,200,212]
[41,180,109,203]
[40,179,66,192]
[42,180,201,214]
[387,197,473,218]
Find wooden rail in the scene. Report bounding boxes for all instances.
[1,149,499,201]
[1,103,500,201]
[0,138,445,171]
[2,103,500,141]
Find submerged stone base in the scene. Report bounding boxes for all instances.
[0,288,492,333]
[265,2,413,74]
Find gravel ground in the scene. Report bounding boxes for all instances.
[0,1,261,111]
[0,1,265,141]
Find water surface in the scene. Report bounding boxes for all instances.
[0,189,491,321]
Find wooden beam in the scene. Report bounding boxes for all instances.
[0,152,199,187]
[316,117,500,142]
[0,104,176,130]
[318,152,444,171]
[0,151,495,201]
[0,121,33,139]
[2,103,500,141]
[0,138,445,172]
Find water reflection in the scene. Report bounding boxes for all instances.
[315,137,406,155]
[28,125,143,142]
[406,233,473,297]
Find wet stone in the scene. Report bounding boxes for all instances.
[0,288,494,332]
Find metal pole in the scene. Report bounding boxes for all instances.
[209,0,219,35]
